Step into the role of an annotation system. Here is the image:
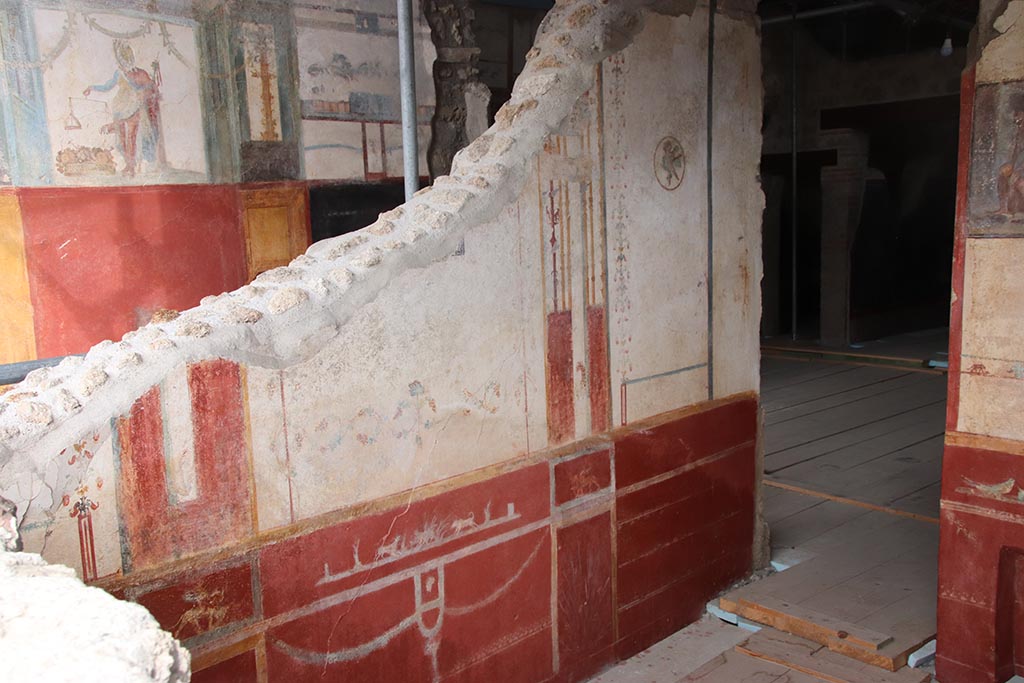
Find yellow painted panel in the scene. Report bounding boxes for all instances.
[0,193,36,364]
[241,187,310,280]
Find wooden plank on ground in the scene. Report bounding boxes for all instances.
[681,648,823,682]
[589,615,750,683]
[765,371,930,425]
[737,628,932,683]
[721,594,893,651]
[761,361,861,393]
[763,365,910,412]
[721,511,938,673]
[765,402,946,473]
[769,500,871,550]
[768,421,944,480]
[765,378,946,455]
[764,487,828,526]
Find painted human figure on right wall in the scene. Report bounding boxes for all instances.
[998,93,1024,215]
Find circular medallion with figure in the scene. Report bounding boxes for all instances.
[654,136,686,191]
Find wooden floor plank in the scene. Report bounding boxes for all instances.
[770,500,871,550]
[765,379,946,456]
[737,628,932,683]
[765,372,932,426]
[763,365,911,414]
[762,361,862,393]
[764,488,828,526]
[769,421,943,479]
[681,648,823,682]
[887,482,942,518]
[770,437,944,512]
[765,403,946,474]
[590,615,751,683]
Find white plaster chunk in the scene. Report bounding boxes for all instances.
[513,72,561,100]
[22,368,55,390]
[404,226,430,244]
[410,204,451,232]
[176,320,212,338]
[0,425,19,439]
[233,285,260,302]
[381,240,405,253]
[369,219,398,236]
[3,392,37,403]
[429,188,476,213]
[328,268,355,290]
[291,254,317,268]
[349,247,384,269]
[78,368,109,397]
[116,351,144,369]
[57,356,84,372]
[225,306,263,324]
[149,338,176,351]
[0,549,190,682]
[267,287,310,314]
[309,278,332,299]
[57,389,81,414]
[328,234,370,260]
[16,401,52,426]
[256,267,303,284]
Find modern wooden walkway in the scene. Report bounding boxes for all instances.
[595,357,947,682]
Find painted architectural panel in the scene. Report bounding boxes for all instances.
[243,22,283,143]
[969,80,1024,234]
[34,8,207,184]
[604,13,711,426]
[295,0,436,181]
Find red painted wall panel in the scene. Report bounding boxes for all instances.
[938,444,1024,683]
[112,394,757,683]
[554,449,611,506]
[116,359,252,570]
[556,512,614,682]
[19,184,246,357]
[615,397,757,489]
[547,310,575,444]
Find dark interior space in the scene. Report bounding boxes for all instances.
[762,150,837,339]
[826,96,960,341]
[758,0,976,350]
[309,181,408,243]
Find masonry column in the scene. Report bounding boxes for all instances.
[818,129,868,347]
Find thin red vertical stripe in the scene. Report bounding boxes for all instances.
[587,305,611,433]
[946,67,976,433]
[546,310,575,444]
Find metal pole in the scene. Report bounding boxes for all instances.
[790,0,799,341]
[762,1,873,25]
[397,0,419,200]
[706,0,716,399]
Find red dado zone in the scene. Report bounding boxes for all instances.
[937,436,1024,683]
[102,366,757,683]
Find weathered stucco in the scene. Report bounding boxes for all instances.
[0,500,190,682]
[938,0,1024,680]
[0,0,763,678]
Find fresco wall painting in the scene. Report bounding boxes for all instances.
[34,8,208,185]
[295,0,435,181]
[938,5,1024,679]
[0,5,764,682]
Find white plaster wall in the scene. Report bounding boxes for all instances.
[958,238,1024,441]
